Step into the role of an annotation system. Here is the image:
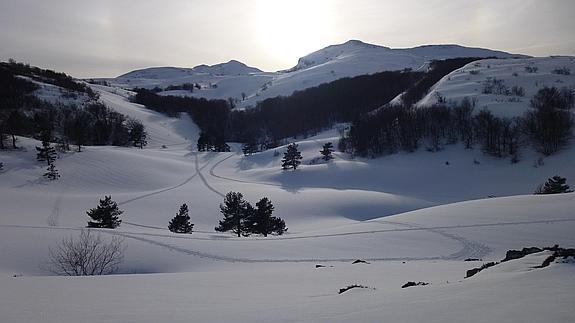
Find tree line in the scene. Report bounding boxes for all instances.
[340,86,573,159]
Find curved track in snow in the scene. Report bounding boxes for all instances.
[2,218,574,263]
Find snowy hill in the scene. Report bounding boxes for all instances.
[105,40,524,108]
[1,81,574,321]
[417,56,575,117]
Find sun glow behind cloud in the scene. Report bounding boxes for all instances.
[253,0,336,68]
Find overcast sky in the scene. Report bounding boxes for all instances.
[1,0,574,78]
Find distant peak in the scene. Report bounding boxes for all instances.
[344,39,366,45]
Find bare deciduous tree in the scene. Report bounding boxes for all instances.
[48,230,126,276]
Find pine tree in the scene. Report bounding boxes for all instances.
[44,163,60,180]
[535,176,573,194]
[36,139,57,166]
[281,143,303,170]
[320,142,334,161]
[215,192,252,237]
[246,197,287,236]
[87,196,123,229]
[168,203,194,234]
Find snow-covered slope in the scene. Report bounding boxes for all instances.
[1,84,574,322]
[417,56,575,117]
[105,40,524,108]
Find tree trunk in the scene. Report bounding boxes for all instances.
[11,134,17,149]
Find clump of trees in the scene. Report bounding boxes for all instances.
[87,196,123,229]
[168,203,194,234]
[215,192,287,237]
[524,87,573,155]
[535,176,573,194]
[282,143,303,170]
[48,230,125,276]
[197,131,230,152]
[127,119,148,149]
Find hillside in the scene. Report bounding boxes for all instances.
[105,40,523,108]
[417,56,575,117]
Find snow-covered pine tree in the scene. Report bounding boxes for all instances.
[44,163,60,180]
[281,143,303,170]
[168,203,194,234]
[215,191,252,237]
[246,197,287,236]
[87,196,123,229]
[536,175,573,194]
[320,142,334,161]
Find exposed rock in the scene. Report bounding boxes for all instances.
[502,247,543,262]
[338,284,372,294]
[465,262,498,278]
[401,281,429,288]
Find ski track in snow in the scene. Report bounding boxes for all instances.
[5,216,572,263]
[118,152,210,229]
[195,152,225,198]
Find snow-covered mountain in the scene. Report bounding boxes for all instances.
[105,40,525,108]
[118,59,263,79]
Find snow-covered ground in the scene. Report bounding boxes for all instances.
[103,40,523,108]
[417,56,575,117]
[1,84,574,322]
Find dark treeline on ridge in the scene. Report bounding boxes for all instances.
[0,61,146,150]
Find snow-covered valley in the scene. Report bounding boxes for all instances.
[1,76,574,322]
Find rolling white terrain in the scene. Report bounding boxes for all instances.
[1,65,575,322]
[104,40,524,108]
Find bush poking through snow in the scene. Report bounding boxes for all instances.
[48,230,125,276]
